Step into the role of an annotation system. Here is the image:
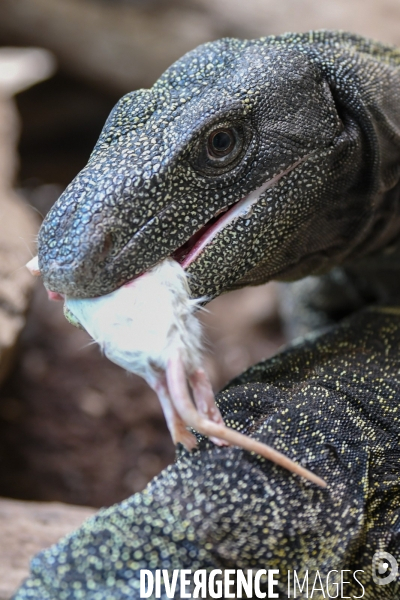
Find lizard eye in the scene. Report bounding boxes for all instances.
[208,128,236,158]
[193,123,246,174]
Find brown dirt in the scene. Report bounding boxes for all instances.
[0,278,283,508]
[0,282,175,507]
[0,497,95,600]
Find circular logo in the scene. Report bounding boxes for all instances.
[372,551,398,586]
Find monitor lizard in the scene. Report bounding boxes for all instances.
[14,31,400,598]
[14,307,400,599]
[37,31,400,308]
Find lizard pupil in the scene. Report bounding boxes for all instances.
[208,128,235,157]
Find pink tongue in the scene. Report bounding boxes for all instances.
[47,290,64,301]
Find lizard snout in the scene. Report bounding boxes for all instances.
[38,236,120,298]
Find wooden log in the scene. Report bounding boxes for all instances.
[0,497,95,600]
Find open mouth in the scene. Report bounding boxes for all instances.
[32,155,308,299]
[172,156,307,269]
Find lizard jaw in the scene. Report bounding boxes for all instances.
[174,156,307,269]
[29,156,308,296]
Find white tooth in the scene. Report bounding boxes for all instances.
[26,256,40,276]
[214,205,229,217]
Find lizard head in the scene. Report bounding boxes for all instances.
[38,32,392,299]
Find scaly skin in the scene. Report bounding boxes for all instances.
[20,30,400,598]
[38,31,400,301]
[14,308,400,599]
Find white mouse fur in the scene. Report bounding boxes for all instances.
[65,258,204,387]
[61,257,325,486]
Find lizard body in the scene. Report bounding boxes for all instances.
[16,31,400,597]
[38,31,400,304]
[14,307,400,598]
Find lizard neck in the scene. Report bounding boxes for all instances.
[347,178,400,261]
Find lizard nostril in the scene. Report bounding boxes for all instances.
[98,233,114,262]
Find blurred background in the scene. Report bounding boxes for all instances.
[0,0,399,509]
